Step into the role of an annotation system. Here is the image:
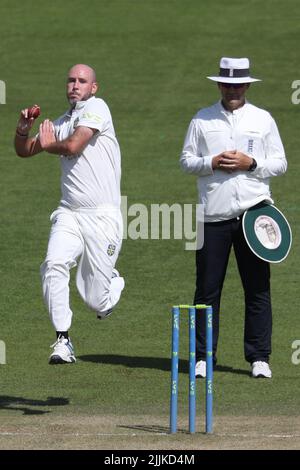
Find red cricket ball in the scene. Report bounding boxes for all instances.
[27,105,41,119]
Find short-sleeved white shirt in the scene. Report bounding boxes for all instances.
[53,96,121,209]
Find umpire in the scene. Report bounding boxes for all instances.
[180,57,287,378]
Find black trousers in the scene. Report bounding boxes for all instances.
[194,216,272,364]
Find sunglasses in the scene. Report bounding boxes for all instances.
[219,83,247,89]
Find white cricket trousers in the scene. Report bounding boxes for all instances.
[40,206,124,331]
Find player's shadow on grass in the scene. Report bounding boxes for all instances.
[79,354,172,371]
[215,365,250,376]
[0,396,69,415]
[79,355,249,375]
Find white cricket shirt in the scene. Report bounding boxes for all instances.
[180,101,287,222]
[53,96,121,209]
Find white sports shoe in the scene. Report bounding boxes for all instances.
[251,361,272,378]
[195,360,206,378]
[49,336,76,364]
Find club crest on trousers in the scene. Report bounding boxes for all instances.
[107,244,116,256]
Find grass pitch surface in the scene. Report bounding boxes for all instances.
[0,0,299,450]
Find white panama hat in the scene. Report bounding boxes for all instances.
[207,57,261,84]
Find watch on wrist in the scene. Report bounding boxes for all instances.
[248,158,257,172]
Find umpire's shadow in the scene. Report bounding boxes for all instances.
[214,364,250,376]
[79,355,249,375]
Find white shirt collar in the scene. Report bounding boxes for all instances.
[218,99,249,116]
[67,96,96,116]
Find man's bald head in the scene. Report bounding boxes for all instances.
[68,64,97,82]
[67,64,98,105]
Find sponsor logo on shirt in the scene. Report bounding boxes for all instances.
[82,112,102,123]
[247,139,254,154]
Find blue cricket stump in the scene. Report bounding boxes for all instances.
[189,306,196,433]
[205,305,213,434]
[170,306,180,434]
[170,304,213,434]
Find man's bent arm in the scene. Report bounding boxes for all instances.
[14,108,44,158]
[40,123,96,156]
[15,133,43,158]
[180,120,214,176]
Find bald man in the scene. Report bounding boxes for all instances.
[15,64,125,364]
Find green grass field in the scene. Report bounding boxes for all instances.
[0,0,300,450]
